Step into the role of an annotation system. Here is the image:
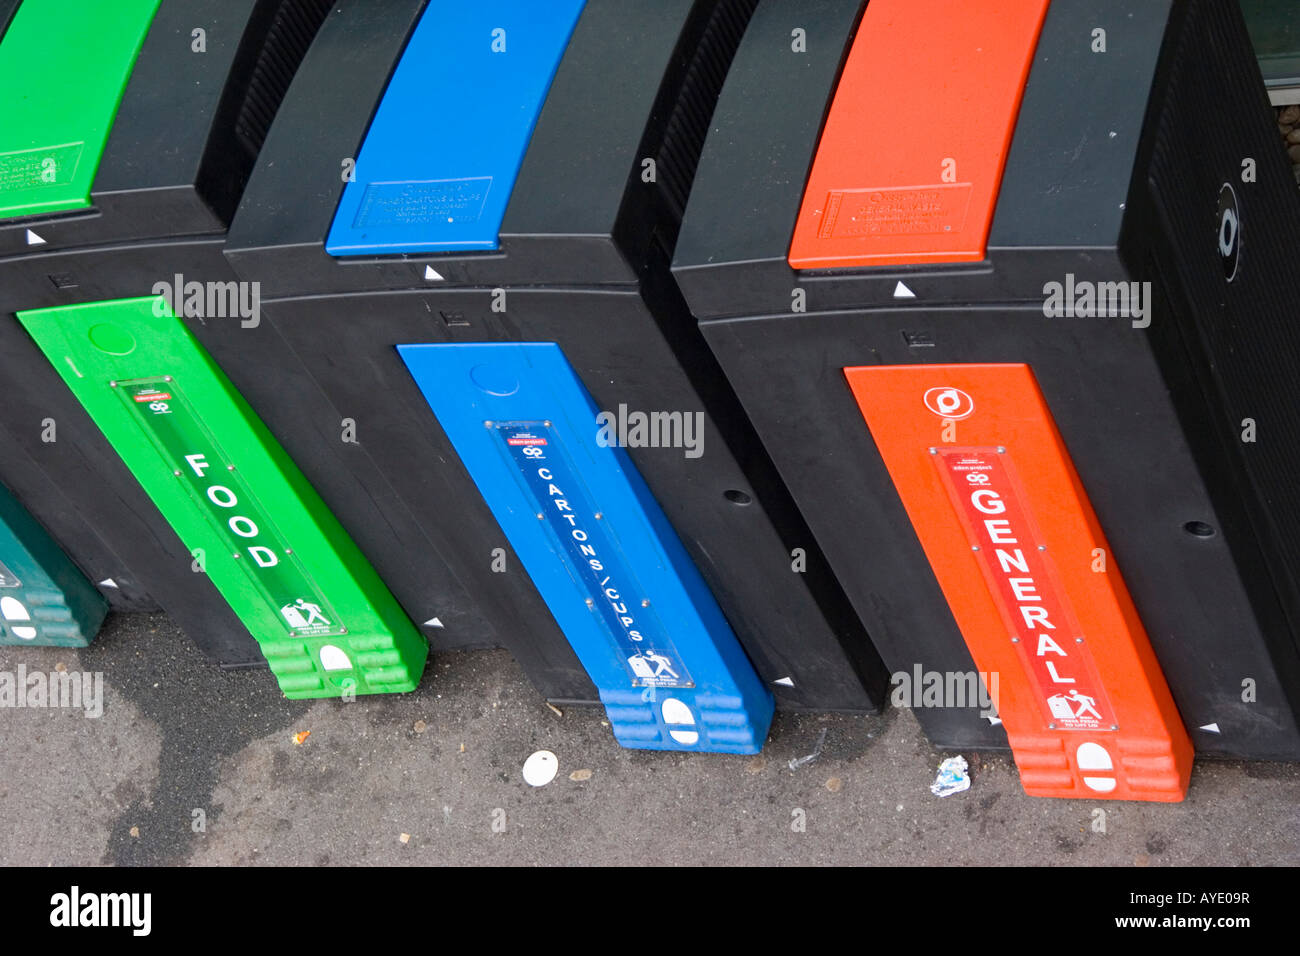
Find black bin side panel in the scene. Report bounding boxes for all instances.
[989,0,1172,256]
[96,0,334,233]
[186,311,529,662]
[0,0,18,40]
[0,241,265,664]
[703,297,1300,757]
[0,319,262,665]
[267,288,883,712]
[1128,0,1300,751]
[0,420,157,613]
[672,0,864,318]
[700,311,1004,749]
[260,295,598,704]
[224,0,428,268]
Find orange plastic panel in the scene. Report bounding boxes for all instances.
[846,364,1192,801]
[788,0,1050,269]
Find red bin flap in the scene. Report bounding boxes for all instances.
[789,0,1050,269]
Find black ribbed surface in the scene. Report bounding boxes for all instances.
[1143,0,1300,621]
[655,0,759,218]
[232,0,334,158]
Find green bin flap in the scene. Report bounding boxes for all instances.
[0,0,161,219]
[16,296,428,699]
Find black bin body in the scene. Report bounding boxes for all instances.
[0,0,335,665]
[673,0,1300,758]
[220,0,888,710]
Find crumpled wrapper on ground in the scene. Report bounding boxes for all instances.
[930,756,970,797]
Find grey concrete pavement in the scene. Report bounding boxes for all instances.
[0,612,1296,866]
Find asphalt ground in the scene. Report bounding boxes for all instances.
[0,611,1295,868]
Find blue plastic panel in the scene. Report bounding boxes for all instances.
[325,1,586,256]
[0,484,107,647]
[398,342,774,753]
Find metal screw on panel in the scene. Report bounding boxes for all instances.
[996,446,1006,454]
[585,598,594,607]
[484,421,494,428]
[641,599,650,607]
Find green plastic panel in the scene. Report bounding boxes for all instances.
[0,0,161,219]
[17,296,428,698]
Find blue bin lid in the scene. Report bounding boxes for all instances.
[325,0,586,256]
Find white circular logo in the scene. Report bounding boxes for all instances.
[924,386,975,420]
[1216,183,1240,282]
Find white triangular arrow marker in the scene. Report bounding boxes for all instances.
[423,617,444,628]
[893,281,915,299]
[26,229,46,246]
[773,676,795,687]
[985,714,1003,726]
[423,265,444,281]
[98,578,119,589]
[1199,722,1221,734]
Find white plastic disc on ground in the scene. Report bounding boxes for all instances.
[522,750,558,787]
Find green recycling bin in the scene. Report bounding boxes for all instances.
[17,296,428,698]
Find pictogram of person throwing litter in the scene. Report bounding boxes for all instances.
[629,650,680,682]
[644,649,679,680]
[282,598,330,629]
[1065,689,1101,720]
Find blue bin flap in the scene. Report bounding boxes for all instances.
[397,341,774,753]
[325,1,586,256]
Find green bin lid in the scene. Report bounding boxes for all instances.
[0,0,161,219]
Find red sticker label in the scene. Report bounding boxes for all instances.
[937,448,1115,732]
